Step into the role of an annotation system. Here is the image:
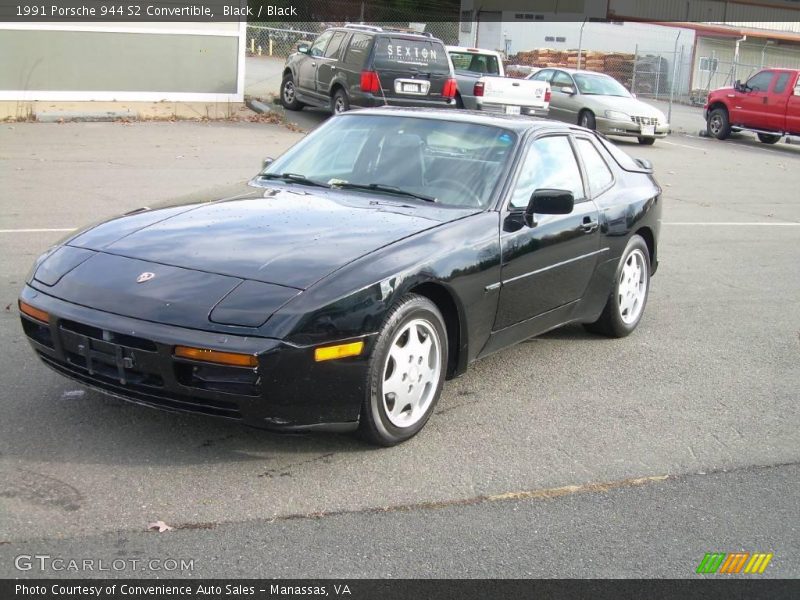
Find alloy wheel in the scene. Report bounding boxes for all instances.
[381,318,442,428]
[617,249,648,324]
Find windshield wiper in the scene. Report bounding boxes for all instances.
[259,172,331,188]
[332,182,437,203]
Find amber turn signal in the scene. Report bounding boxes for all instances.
[174,346,258,367]
[19,300,50,323]
[314,341,364,362]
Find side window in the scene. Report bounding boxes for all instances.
[324,32,347,59]
[746,71,774,92]
[773,72,791,94]
[309,31,334,57]
[509,136,584,209]
[530,69,552,82]
[575,138,614,197]
[551,71,575,92]
[344,33,372,67]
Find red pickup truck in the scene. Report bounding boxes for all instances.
[704,68,800,143]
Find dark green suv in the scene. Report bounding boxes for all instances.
[280,25,457,114]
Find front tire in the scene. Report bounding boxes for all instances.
[637,136,656,145]
[707,107,731,140]
[757,133,781,144]
[584,235,651,338]
[280,74,304,111]
[358,295,447,446]
[579,110,596,130]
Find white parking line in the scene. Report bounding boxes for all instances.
[661,140,705,151]
[664,222,800,226]
[0,228,75,233]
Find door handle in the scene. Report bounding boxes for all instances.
[580,217,598,233]
[310,62,316,67]
[331,65,336,70]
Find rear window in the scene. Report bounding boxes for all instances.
[373,37,450,72]
[449,51,501,75]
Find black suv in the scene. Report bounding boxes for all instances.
[280,24,457,114]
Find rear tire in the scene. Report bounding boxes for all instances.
[280,74,304,111]
[706,107,731,140]
[637,137,656,145]
[358,295,447,447]
[584,235,651,338]
[579,110,596,130]
[757,133,781,144]
[331,88,350,115]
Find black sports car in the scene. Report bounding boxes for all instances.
[19,108,661,446]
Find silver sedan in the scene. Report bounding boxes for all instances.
[527,68,669,145]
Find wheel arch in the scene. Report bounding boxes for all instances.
[706,101,728,117]
[633,226,656,272]
[407,281,466,379]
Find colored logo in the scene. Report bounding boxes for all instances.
[696,552,773,574]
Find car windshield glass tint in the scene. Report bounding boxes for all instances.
[574,74,631,97]
[262,114,517,208]
[450,52,501,75]
[373,38,450,72]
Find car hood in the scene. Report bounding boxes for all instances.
[586,96,666,119]
[67,184,460,290]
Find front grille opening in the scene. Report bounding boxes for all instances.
[38,352,242,419]
[60,319,157,352]
[175,363,260,397]
[22,317,54,348]
[65,351,164,388]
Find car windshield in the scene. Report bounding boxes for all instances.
[573,73,631,97]
[261,114,518,208]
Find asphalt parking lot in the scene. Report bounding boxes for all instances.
[0,119,798,578]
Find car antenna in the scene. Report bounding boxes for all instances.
[374,71,389,106]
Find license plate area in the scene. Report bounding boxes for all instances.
[641,124,655,136]
[505,105,521,115]
[394,78,430,96]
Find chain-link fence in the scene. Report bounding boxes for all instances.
[246,22,459,58]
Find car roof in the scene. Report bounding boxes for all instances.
[330,25,440,41]
[540,67,613,77]
[341,107,581,133]
[446,46,502,56]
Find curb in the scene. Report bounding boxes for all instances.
[37,110,135,123]
[245,98,273,114]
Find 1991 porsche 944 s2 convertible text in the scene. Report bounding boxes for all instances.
[20,109,661,446]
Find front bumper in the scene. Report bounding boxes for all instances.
[597,116,669,138]
[19,285,371,432]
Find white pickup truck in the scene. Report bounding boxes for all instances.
[446,46,550,116]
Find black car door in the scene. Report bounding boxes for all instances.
[494,133,601,331]
[316,31,349,94]
[297,30,334,94]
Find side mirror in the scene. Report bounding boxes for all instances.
[734,79,743,92]
[561,86,575,95]
[262,157,274,169]
[525,189,574,226]
[297,43,309,54]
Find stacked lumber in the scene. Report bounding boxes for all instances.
[508,48,635,85]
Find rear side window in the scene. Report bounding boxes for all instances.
[773,72,790,94]
[324,31,347,59]
[373,37,451,72]
[344,33,371,67]
[575,138,613,196]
